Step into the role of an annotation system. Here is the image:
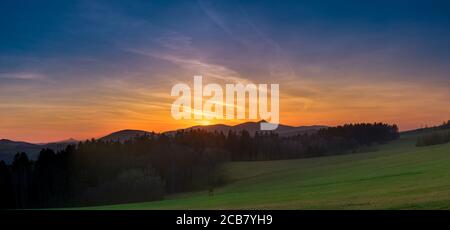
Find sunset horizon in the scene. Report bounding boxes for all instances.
[2,118,448,144]
[4,0,450,222]
[2,1,450,143]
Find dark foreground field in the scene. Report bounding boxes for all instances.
[78,132,450,210]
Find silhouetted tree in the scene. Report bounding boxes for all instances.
[0,160,14,209]
[11,153,32,208]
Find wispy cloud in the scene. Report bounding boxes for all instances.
[126,27,255,85]
[240,5,298,81]
[198,0,297,81]
[0,72,48,81]
[197,0,249,46]
[129,49,252,84]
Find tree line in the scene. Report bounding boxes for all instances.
[415,121,450,147]
[0,123,399,209]
[440,120,450,130]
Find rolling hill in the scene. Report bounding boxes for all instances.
[0,139,42,163]
[98,121,326,143]
[165,120,326,137]
[0,121,325,163]
[0,138,78,163]
[100,129,154,142]
[78,130,450,210]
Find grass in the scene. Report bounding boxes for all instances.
[77,132,450,210]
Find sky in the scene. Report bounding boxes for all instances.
[1,0,450,143]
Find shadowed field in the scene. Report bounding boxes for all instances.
[78,132,450,210]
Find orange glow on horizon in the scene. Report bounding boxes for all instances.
[1,77,449,143]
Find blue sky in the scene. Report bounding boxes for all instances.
[1,0,450,142]
[2,0,450,80]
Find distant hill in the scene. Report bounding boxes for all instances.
[99,121,326,144]
[401,120,450,135]
[165,120,326,137]
[0,138,77,163]
[100,129,154,142]
[0,139,41,163]
[44,138,78,152]
[0,121,326,163]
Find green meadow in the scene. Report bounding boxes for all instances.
[79,131,450,210]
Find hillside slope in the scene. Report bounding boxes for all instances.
[79,132,450,210]
[0,139,77,163]
[166,121,326,137]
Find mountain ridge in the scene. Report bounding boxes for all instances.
[0,121,326,163]
[0,138,78,163]
[164,120,327,137]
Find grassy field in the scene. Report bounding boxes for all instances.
[80,131,450,210]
